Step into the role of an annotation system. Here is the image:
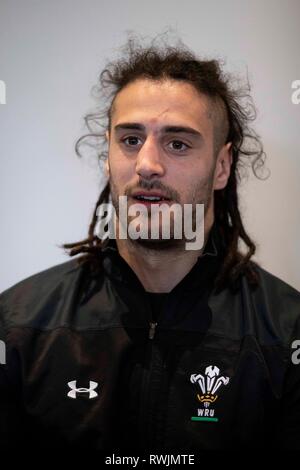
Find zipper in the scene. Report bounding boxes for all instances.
[138,336,154,448]
[149,321,158,340]
[139,337,168,449]
[138,308,158,447]
[138,295,166,448]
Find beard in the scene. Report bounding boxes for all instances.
[108,169,215,252]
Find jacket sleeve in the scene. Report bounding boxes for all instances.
[280,315,300,449]
[0,300,25,449]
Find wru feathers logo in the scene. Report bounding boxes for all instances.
[190,365,230,422]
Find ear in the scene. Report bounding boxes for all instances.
[213,142,232,190]
[104,130,110,178]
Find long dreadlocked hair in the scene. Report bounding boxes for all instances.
[63,36,268,291]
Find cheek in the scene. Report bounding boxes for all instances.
[181,168,215,201]
[109,154,134,190]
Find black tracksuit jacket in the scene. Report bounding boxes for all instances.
[0,226,300,452]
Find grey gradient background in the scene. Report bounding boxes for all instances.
[0,0,299,292]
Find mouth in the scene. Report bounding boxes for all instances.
[131,194,171,205]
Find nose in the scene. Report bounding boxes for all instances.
[135,136,165,179]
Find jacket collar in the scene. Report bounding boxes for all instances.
[101,222,223,294]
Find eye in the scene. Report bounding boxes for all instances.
[122,136,142,147]
[168,140,190,152]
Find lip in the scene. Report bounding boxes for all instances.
[131,191,171,200]
[130,198,171,206]
[130,192,172,206]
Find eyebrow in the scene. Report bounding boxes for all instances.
[114,122,202,138]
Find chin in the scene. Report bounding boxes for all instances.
[133,237,182,251]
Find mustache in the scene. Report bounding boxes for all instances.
[125,179,180,201]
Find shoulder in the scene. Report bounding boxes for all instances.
[0,258,89,328]
[252,264,300,318]
[210,263,300,344]
[253,265,300,341]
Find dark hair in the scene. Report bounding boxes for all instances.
[63,36,268,291]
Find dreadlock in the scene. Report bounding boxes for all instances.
[63,36,268,291]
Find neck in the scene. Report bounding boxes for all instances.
[115,217,214,293]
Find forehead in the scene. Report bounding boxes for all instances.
[111,78,213,135]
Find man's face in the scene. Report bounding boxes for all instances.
[105,78,231,248]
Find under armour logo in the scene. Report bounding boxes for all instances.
[67,380,99,399]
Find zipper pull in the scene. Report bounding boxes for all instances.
[149,322,158,340]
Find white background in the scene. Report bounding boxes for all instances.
[0,0,299,292]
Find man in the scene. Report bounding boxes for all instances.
[0,39,300,453]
